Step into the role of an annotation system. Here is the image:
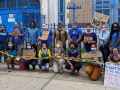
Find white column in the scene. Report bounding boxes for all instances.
[65,0,70,25]
[41,0,49,24]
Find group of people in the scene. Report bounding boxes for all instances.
[0,21,120,81]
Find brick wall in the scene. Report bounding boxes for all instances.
[67,0,93,24]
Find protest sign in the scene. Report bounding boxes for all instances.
[39,31,49,41]
[104,62,120,89]
[84,37,93,41]
[11,31,20,36]
[81,51,102,58]
[23,49,34,59]
[91,12,109,28]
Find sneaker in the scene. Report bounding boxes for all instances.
[80,67,84,71]
[7,68,11,72]
[11,64,14,69]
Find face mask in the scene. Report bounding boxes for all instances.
[56,44,60,48]
[87,28,91,32]
[70,48,74,51]
[72,26,76,29]
[14,25,19,27]
[31,25,35,28]
[113,28,118,30]
[27,46,31,49]
[42,27,47,30]
[91,48,96,51]
[58,25,62,28]
[113,52,118,56]
[42,47,47,50]
[102,29,106,32]
[8,44,13,48]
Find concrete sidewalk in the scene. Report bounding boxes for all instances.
[0,62,119,90]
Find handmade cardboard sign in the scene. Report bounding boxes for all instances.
[11,31,20,36]
[104,62,120,89]
[84,37,93,41]
[23,49,34,59]
[81,51,102,58]
[39,31,49,41]
[91,12,109,28]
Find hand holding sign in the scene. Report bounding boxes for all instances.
[11,31,21,36]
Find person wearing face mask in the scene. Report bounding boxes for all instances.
[85,44,103,81]
[82,23,97,52]
[96,24,110,66]
[38,43,51,74]
[9,21,24,56]
[39,23,53,53]
[109,22,120,53]
[52,40,65,73]
[26,21,39,57]
[24,42,37,70]
[0,25,10,64]
[108,48,120,64]
[5,41,19,72]
[54,21,68,51]
[68,21,82,54]
[65,41,82,76]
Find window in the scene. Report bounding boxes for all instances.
[7,0,16,8]
[18,0,28,7]
[58,0,65,25]
[30,0,40,7]
[0,0,5,8]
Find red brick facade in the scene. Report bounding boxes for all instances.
[67,0,93,24]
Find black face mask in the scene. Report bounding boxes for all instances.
[31,25,35,28]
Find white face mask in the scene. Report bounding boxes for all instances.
[56,44,60,48]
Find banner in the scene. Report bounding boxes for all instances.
[39,31,49,41]
[104,62,120,89]
[84,37,93,41]
[91,12,109,28]
[81,51,102,58]
[11,31,20,36]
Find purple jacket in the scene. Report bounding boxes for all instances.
[9,27,25,45]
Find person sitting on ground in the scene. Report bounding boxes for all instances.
[52,40,65,74]
[65,41,82,76]
[85,44,103,81]
[24,42,37,70]
[5,41,20,72]
[108,47,120,64]
[38,43,51,74]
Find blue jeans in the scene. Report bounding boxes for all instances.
[0,43,7,62]
[14,42,21,56]
[77,43,81,55]
[24,60,37,69]
[38,61,49,70]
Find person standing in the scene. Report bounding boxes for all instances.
[54,21,68,51]
[39,23,53,53]
[68,21,82,54]
[9,21,24,56]
[96,24,110,64]
[82,23,97,52]
[0,25,9,63]
[26,21,39,57]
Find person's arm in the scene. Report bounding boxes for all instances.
[52,52,59,62]
[54,30,56,38]
[38,31,42,40]
[67,54,74,70]
[20,30,25,37]
[109,41,112,52]
[38,50,42,61]
[68,35,73,41]
[75,54,80,63]
[51,35,54,46]
[26,29,29,42]
[99,32,110,41]
[76,29,82,43]
[95,29,100,37]
[114,32,120,48]
[16,51,19,56]
[9,29,13,37]
[34,52,36,57]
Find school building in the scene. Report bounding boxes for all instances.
[0,0,119,32]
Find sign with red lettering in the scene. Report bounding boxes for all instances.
[104,62,120,89]
[91,12,109,28]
